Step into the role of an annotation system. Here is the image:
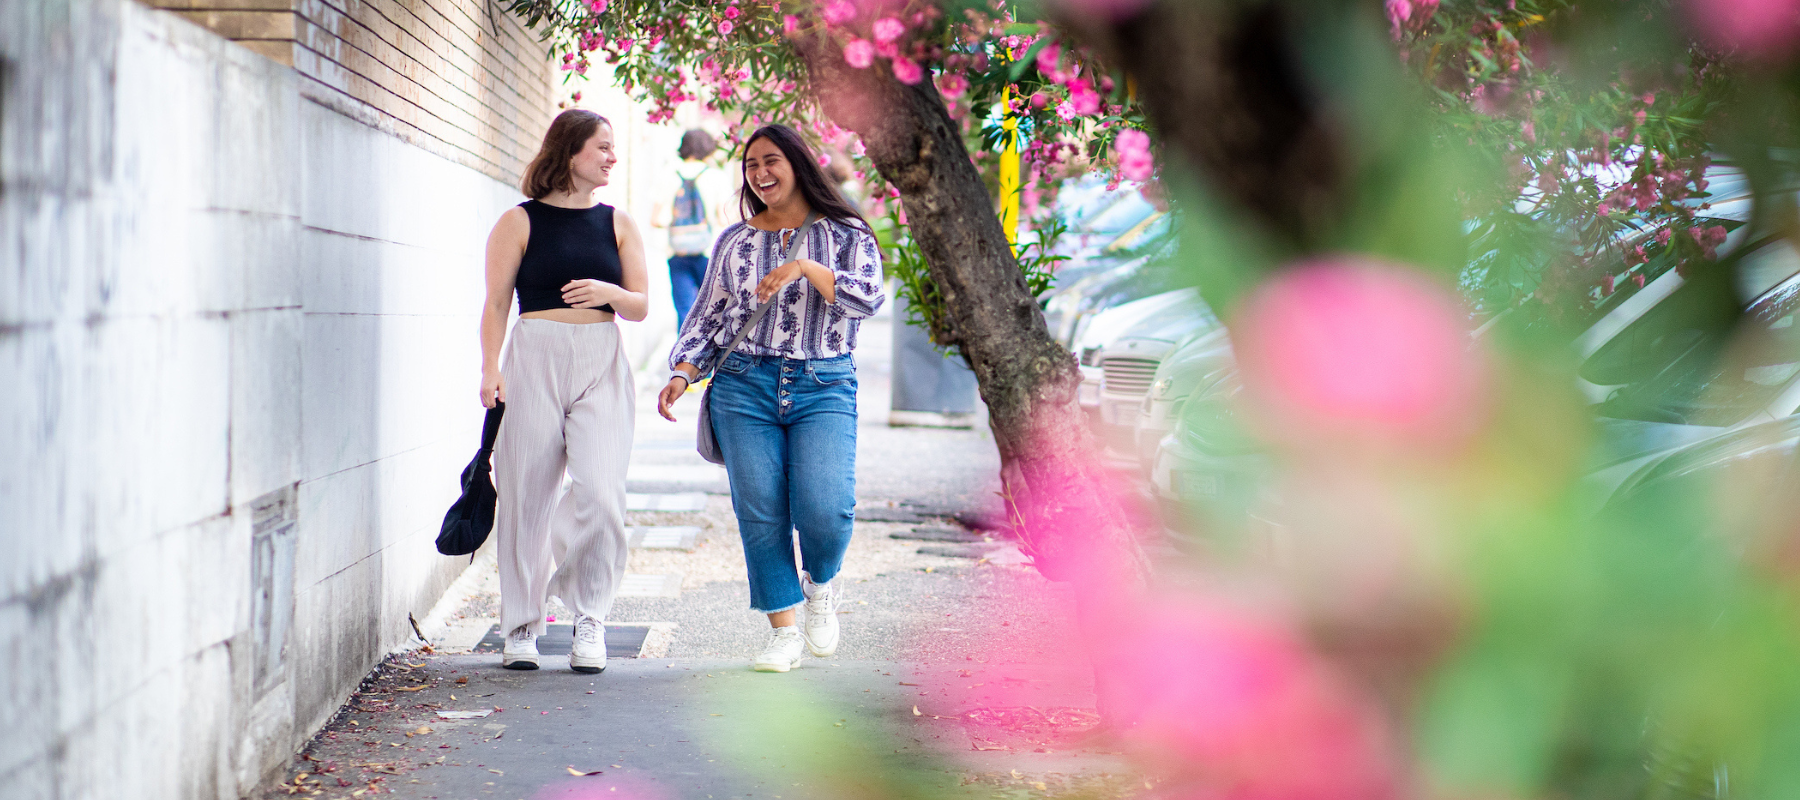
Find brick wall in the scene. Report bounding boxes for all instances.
[146,0,558,186]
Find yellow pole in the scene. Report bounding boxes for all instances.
[998,79,1021,254]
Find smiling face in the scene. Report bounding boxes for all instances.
[744,136,797,210]
[569,124,617,189]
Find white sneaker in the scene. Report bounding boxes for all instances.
[570,615,605,674]
[801,574,839,657]
[752,626,806,672]
[502,625,539,670]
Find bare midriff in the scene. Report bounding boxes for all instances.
[520,308,614,324]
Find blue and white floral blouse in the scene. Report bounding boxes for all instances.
[669,217,886,370]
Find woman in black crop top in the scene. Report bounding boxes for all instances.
[478,109,650,674]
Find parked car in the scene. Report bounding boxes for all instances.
[1134,326,1235,471]
[1090,297,1224,462]
[1066,288,1208,426]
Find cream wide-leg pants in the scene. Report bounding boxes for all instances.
[494,318,635,637]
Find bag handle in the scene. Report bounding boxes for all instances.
[702,212,820,379]
[477,402,505,457]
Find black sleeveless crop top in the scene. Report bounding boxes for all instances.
[515,200,622,314]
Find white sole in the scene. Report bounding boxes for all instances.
[752,657,801,673]
[570,653,605,674]
[502,654,539,670]
[805,636,838,658]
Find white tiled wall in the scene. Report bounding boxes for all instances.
[0,1,583,796]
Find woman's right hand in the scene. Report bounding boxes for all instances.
[657,376,688,421]
[481,369,506,408]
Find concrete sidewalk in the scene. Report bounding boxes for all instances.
[254,311,1144,798]
[256,654,1138,799]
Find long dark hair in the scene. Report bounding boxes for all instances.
[738,124,871,235]
[521,109,610,199]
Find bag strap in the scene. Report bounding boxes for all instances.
[702,212,820,379]
[477,402,505,456]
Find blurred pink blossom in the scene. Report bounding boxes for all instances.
[724,5,739,19]
[935,73,968,98]
[1686,0,1800,59]
[1095,595,1399,798]
[1386,0,1412,38]
[892,57,923,84]
[1068,80,1101,115]
[822,0,857,25]
[782,14,800,35]
[844,38,874,68]
[1114,129,1154,182]
[1036,41,1062,75]
[717,19,734,36]
[873,17,906,42]
[1055,99,1077,121]
[585,0,607,13]
[1235,258,1490,451]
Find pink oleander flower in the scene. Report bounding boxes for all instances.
[892,57,923,84]
[1036,41,1061,75]
[818,152,831,167]
[873,17,905,43]
[1658,228,1673,245]
[585,0,607,13]
[1115,129,1154,182]
[782,14,800,35]
[717,19,734,36]
[1634,273,1647,288]
[724,5,739,19]
[936,73,968,98]
[822,0,857,25]
[844,38,874,68]
[1069,81,1101,115]
[1093,594,1401,799]
[1603,273,1617,295]
[1055,99,1077,121]
[1236,258,1491,453]
[1386,0,1412,37]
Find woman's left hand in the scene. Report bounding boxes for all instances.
[755,259,819,303]
[562,279,620,309]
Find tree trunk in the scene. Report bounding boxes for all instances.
[1059,1,1346,258]
[790,34,1143,588]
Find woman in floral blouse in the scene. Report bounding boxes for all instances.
[657,123,885,672]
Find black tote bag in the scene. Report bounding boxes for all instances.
[437,402,505,557]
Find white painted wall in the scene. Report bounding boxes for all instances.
[0,1,628,796]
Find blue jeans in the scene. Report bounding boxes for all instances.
[669,254,708,330]
[709,352,858,612]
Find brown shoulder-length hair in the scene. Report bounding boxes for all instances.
[520,109,611,199]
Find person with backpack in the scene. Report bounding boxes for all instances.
[662,129,724,330]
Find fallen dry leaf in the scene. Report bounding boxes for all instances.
[455,677,469,685]
[912,706,922,716]
[567,767,603,776]
[393,685,429,692]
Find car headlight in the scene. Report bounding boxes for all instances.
[1150,377,1174,398]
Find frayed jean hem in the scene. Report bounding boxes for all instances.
[751,599,805,615]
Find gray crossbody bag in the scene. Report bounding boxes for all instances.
[695,212,820,464]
